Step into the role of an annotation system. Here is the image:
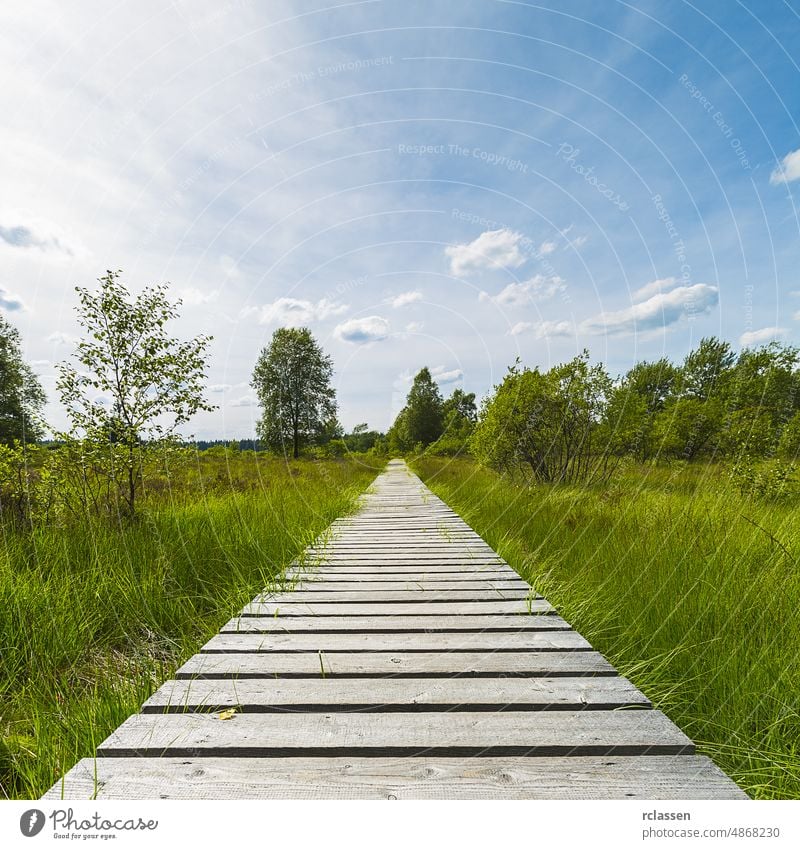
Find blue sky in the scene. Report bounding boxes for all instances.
[2,0,800,437]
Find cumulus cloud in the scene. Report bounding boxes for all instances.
[479,275,566,307]
[179,286,219,305]
[405,321,424,333]
[0,287,25,311]
[631,277,677,303]
[431,365,463,384]
[446,228,527,276]
[391,290,423,308]
[46,331,78,346]
[208,383,232,393]
[230,395,258,407]
[740,326,787,347]
[334,315,390,344]
[538,240,557,256]
[0,220,77,255]
[580,284,719,336]
[770,149,800,185]
[243,297,348,326]
[508,320,572,338]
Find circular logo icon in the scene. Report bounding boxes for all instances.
[20,809,46,837]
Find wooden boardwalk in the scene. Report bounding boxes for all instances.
[46,459,745,799]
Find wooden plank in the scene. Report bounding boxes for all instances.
[241,600,555,616]
[222,614,569,633]
[276,580,531,592]
[96,711,694,757]
[256,590,534,602]
[175,650,616,678]
[142,676,651,712]
[44,755,749,800]
[287,566,521,577]
[200,631,592,653]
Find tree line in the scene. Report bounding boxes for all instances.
[2,271,800,524]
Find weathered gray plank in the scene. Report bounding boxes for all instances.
[241,600,554,616]
[276,580,531,592]
[43,755,748,800]
[200,631,591,653]
[222,614,568,633]
[96,711,694,757]
[288,566,521,577]
[175,650,616,678]
[142,676,650,712]
[257,590,534,602]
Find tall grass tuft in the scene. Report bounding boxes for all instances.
[413,457,800,799]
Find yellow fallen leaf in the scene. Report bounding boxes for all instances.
[217,709,237,720]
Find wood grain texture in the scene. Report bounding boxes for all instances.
[96,710,695,757]
[43,755,749,800]
[175,650,617,678]
[199,631,592,653]
[240,599,555,616]
[142,676,651,712]
[256,590,534,602]
[221,614,570,633]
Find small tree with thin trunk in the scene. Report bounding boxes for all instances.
[56,270,215,516]
[251,327,337,459]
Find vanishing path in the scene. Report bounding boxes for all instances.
[46,459,745,799]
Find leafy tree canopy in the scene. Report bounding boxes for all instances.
[251,327,337,459]
[0,315,46,444]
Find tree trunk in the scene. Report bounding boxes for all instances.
[293,426,299,459]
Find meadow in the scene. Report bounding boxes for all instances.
[413,457,800,800]
[0,450,382,799]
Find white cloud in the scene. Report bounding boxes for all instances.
[770,149,800,185]
[243,297,349,326]
[508,320,572,338]
[538,240,557,256]
[480,275,566,307]
[178,286,219,305]
[534,320,573,338]
[230,395,258,407]
[209,383,232,393]
[446,228,527,276]
[581,284,719,336]
[405,321,424,332]
[334,315,390,344]
[0,286,25,311]
[391,290,423,308]
[431,365,463,384]
[0,218,79,256]
[46,331,77,346]
[740,326,788,347]
[631,277,677,303]
[794,310,800,321]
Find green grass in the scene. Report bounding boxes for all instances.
[0,451,382,799]
[412,457,800,799]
